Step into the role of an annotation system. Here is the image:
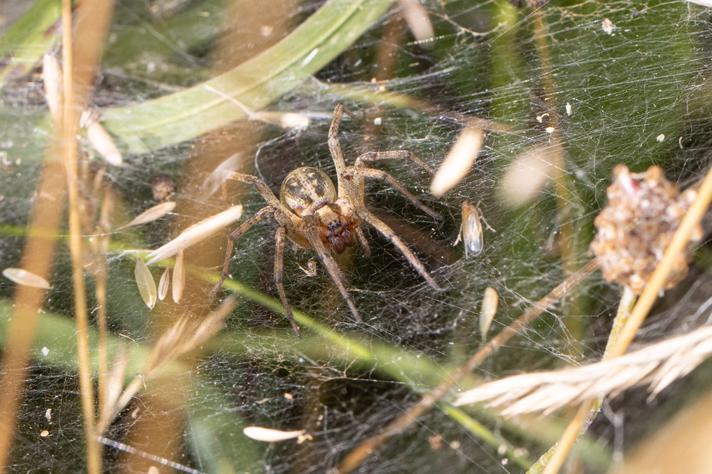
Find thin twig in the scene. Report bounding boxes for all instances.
[541,166,712,474]
[338,259,599,473]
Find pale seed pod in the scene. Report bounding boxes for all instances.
[134,259,157,309]
[172,250,185,303]
[2,267,51,290]
[158,267,170,301]
[243,426,305,443]
[479,287,499,340]
[119,201,176,230]
[430,127,484,197]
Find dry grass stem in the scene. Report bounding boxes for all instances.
[97,297,237,434]
[2,268,52,289]
[146,205,243,264]
[338,259,599,473]
[96,436,204,474]
[430,126,484,197]
[118,201,176,229]
[541,166,712,474]
[455,324,712,414]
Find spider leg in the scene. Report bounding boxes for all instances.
[225,172,283,210]
[211,206,273,297]
[357,167,441,220]
[328,104,348,194]
[354,226,371,257]
[274,226,301,336]
[356,207,443,291]
[355,150,434,174]
[302,215,362,322]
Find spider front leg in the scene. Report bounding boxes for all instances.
[355,150,434,174]
[357,207,443,291]
[357,167,440,220]
[274,226,301,336]
[301,215,362,322]
[211,207,273,297]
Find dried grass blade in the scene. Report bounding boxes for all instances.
[119,201,176,230]
[172,250,185,303]
[134,259,157,309]
[2,268,52,290]
[243,426,305,442]
[147,205,243,265]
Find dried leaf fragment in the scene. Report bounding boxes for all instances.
[430,127,484,197]
[172,250,185,303]
[2,268,51,290]
[479,287,499,340]
[134,259,157,309]
[119,201,176,230]
[243,426,306,443]
[147,205,243,265]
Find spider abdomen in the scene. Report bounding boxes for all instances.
[280,167,337,216]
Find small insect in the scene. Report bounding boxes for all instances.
[213,104,442,334]
[454,201,493,257]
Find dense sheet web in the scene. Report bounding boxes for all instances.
[1,1,712,473]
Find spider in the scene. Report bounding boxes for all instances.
[214,104,442,334]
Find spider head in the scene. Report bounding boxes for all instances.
[280,167,356,254]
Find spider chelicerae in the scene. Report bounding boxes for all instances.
[214,104,442,334]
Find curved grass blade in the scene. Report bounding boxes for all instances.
[102,0,396,153]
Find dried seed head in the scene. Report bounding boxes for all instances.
[479,287,499,340]
[590,165,701,294]
[430,127,484,197]
[134,258,157,309]
[243,426,306,443]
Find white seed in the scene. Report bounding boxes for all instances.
[147,205,243,265]
[479,287,499,340]
[2,267,51,289]
[565,102,572,116]
[656,134,665,143]
[498,144,559,208]
[430,127,485,197]
[119,201,176,230]
[243,426,305,443]
[86,120,123,166]
[398,0,434,44]
[158,267,170,301]
[172,250,185,303]
[601,18,615,35]
[42,54,62,121]
[45,408,52,421]
[134,259,157,309]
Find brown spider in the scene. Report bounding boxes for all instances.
[214,104,442,334]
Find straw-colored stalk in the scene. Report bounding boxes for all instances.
[540,165,712,474]
[97,297,237,434]
[455,324,712,414]
[338,259,599,473]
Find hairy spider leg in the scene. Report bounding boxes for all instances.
[355,150,435,174]
[274,226,301,335]
[211,206,274,297]
[301,214,362,322]
[354,226,371,257]
[328,103,348,195]
[356,207,443,291]
[357,167,440,220]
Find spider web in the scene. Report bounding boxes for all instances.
[1,0,712,473]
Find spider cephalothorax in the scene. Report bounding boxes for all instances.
[213,104,441,334]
